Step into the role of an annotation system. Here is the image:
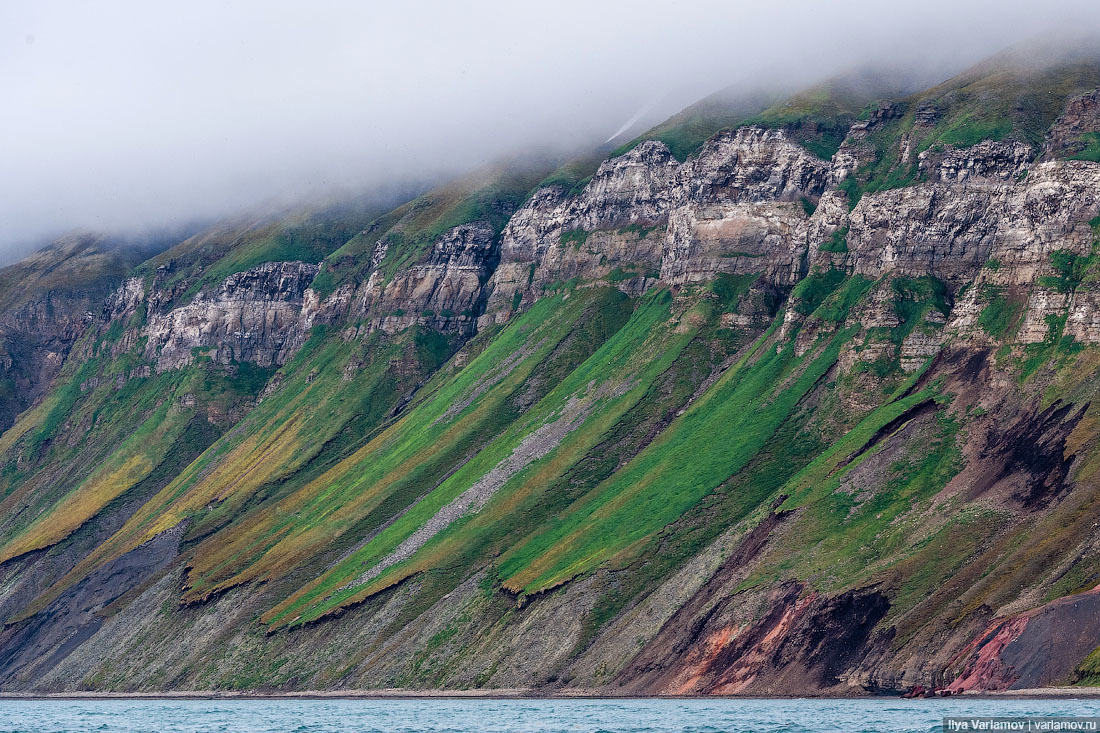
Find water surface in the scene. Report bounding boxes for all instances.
[1,696,1099,732]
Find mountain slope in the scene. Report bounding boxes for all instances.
[0,234,161,434]
[3,47,1100,695]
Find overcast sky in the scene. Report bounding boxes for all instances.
[3,1,1100,263]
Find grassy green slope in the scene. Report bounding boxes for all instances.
[837,52,1100,206]
[6,48,1100,693]
[0,311,263,575]
[0,161,556,623]
[263,287,697,626]
[609,71,909,164]
[261,270,863,626]
[0,202,391,574]
[11,322,455,620]
[610,88,780,162]
[136,196,397,309]
[313,162,553,298]
[0,235,141,316]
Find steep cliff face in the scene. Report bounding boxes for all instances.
[662,126,832,287]
[0,235,157,434]
[5,50,1100,698]
[1042,90,1100,160]
[143,261,321,372]
[487,127,831,322]
[349,221,499,336]
[486,142,677,318]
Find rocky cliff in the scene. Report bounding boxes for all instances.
[3,49,1100,697]
[0,235,157,434]
[143,261,321,372]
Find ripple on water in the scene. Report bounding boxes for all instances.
[1,697,1100,733]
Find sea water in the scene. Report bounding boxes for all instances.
[0,696,1099,732]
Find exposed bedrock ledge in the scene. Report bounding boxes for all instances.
[144,261,320,372]
[845,161,1100,289]
[486,127,833,319]
[349,221,499,336]
[1043,90,1100,161]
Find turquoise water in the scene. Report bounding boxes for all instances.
[0,697,1098,732]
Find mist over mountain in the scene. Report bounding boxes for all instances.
[5,1,1100,263]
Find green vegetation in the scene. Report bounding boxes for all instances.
[710,272,759,310]
[617,223,661,239]
[261,288,648,625]
[0,236,142,315]
[141,198,390,307]
[820,226,850,253]
[499,318,854,594]
[977,286,1024,340]
[1069,132,1100,162]
[8,49,1100,693]
[316,163,551,297]
[372,168,545,281]
[1038,248,1095,292]
[534,152,606,197]
[559,228,590,250]
[1074,647,1100,686]
[791,268,848,315]
[828,56,1100,208]
[938,115,1012,147]
[741,84,867,160]
[605,265,659,284]
[757,395,963,601]
[9,321,452,620]
[816,275,875,323]
[1017,313,1086,380]
[611,90,778,161]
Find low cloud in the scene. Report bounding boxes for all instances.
[3,0,1099,263]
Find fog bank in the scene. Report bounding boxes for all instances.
[3,0,1100,263]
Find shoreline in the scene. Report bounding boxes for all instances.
[2,687,1100,701]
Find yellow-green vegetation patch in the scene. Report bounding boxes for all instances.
[15,325,434,617]
[317,163,551,297]
[0,401,190,563]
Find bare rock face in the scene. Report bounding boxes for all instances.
[828,103,906,187]
[919,140,1033,183]
[140,218,508,371]
[677,127,832,204]
[575,141,680,230]
[661,202,810,287]
[351,222,499,335]
[1,297,95,348]
[847,161,1100,289]
[144,262,320,372]
[913,100,941,127]
[1066,291,1100,342]
[0,234,142,431]
[661,128,831,286]
[486,101,1100,370]
[487,128,832,319]
[1042,90,1100,160]
[11,78,1100,700]
[487,144,678,320]
[106,278,145,321]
